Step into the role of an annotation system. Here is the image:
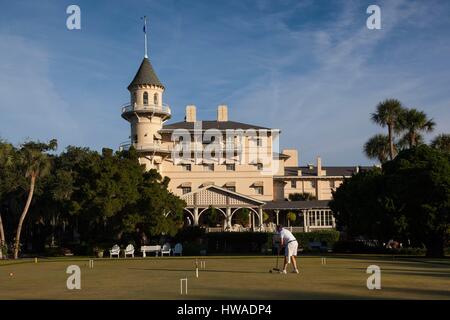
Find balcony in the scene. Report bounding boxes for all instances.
[119,141,172,154]
[121,103,171,120]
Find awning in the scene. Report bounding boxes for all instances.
[224,181,236,187]
[154,133,162,140]
[224,158,235,164]
[201,159,215,164]
[179,182,192,188]
[252,181,264,187]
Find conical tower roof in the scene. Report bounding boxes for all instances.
[127,57,164,90]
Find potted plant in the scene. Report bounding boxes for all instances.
[93,246,104,258]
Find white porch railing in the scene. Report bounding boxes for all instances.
[121,103,171,116]
[119,141,172,153]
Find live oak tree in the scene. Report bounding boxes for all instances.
[330,168,400,242]
[0,141,186,258]
[331,146,450,257]
[0,141,20,258]
[383,145,450,257]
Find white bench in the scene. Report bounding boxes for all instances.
[141,245,161,257]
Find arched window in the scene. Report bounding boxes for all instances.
[154,93,159,105]
[143,92,149,105]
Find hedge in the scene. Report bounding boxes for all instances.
[204,230,340,254]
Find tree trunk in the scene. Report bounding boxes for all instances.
[0,212,5,259]
[410,132,416,148]
[388,124,394,160]
[14,174,36,259]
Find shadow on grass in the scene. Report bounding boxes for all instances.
[337,283,450,299]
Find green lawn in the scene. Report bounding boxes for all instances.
[1,255,449,299]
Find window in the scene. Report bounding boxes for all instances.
[226,164,235,171]
[330,180,335,188]
[291,180,296,188]
[311,180,316,188]
[154,93,158,105]
[181,164,191,171]
[254,186,264,195]
[225,186,236,192]
[203,164,214,172]
[143,92,149,105]
[133,134,138,143]
[256,163,263,171]
[181,187,191,195]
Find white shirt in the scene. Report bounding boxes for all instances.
[278,228,296,244]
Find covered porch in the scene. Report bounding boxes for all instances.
[263,200,336,233]
[181,185,266,232]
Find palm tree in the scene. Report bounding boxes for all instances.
[431,133,450,153]
[371,99,404,160]
[364,134,392,163]
[13,140,56,259]
[398,108,435,148]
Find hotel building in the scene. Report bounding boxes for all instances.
[120,46,365,233]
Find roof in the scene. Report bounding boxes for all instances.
[181,184,265,206]
[128,57,164,90]
[284,166,372,177]
[162,120,272,131]
[263,200,331,210]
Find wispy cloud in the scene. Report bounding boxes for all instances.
[0,34,79,147]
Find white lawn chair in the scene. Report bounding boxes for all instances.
[160,243,171,256]
[173,243,183,256]
[124,244,135,258]
[109,244,120,258]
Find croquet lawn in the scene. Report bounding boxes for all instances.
[1,255,449,299]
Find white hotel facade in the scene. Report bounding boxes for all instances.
[119,46,365,233]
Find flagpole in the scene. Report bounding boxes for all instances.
[143,16,148,58]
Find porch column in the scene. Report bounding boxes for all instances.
[331,210,336,228]
[251,212,255,231]
[306,210,310,233]
[258,207,263,229]
[193,207,199,226]
[226,207,232,231]
[303,210,307,233]
[275,210,279,225]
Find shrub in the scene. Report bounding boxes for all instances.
[206,232,270,254]
[294,230,340,249]
[174,226,205,243]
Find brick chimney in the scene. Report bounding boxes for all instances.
[217,105,228,122]
[317,156,323,176]
[186,105,196,122]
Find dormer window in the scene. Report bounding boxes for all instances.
[143,92,149,105]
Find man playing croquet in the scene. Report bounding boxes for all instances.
[276,224,299,274]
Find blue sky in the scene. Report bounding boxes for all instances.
[0,0,449,165]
